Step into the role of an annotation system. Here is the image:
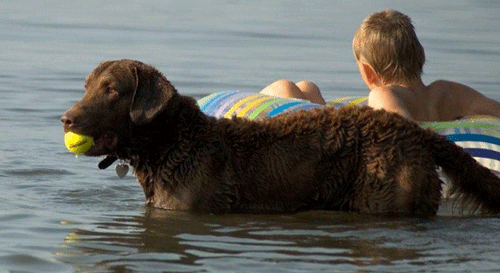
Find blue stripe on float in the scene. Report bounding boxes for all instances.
[200,92,230,112]
[446,134,500,146]
[201,91,239,114]
[268,101,308,117]
[287,104,322,111]
[465,148,500,161]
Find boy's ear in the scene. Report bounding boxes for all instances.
[361,62,380,85]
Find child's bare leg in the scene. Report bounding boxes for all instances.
[296,81,326,104]
[260,80,326,104]
[260,80,308,100]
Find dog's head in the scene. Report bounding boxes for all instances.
[61,59,177,157]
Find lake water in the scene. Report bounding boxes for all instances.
[1,0,500,272]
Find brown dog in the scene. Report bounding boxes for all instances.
[61,59,500,216]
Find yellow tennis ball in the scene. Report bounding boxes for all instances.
[64,132,94,154]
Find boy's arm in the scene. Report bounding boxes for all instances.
[449,82,500,118]
[367,89,413,120]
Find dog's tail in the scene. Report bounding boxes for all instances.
[426,131,500,213]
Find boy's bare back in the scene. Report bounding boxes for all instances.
[368,79,500,122]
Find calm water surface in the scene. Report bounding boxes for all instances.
[1,0,499,272]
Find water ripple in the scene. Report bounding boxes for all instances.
[4,168,73,177]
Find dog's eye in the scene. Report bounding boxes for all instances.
[105,86,118,95]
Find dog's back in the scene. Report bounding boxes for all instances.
[215,105,500,215]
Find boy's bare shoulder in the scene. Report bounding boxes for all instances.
[368,85,401,98]
[428,80,476,95]
[427,79,500,118]
[427,80,453,92]
[368,85,414,106]
[427,79,484,102]
[367,86,413,119]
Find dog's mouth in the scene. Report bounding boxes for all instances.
[85,131,120,170]
[84,131,119,157]
[63,123,122,169]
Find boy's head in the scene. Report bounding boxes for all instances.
[352,9,425,85]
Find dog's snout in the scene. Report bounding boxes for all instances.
[61,115,71,125]
[61,112,75,132]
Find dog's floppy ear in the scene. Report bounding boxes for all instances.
[129,64,176,125]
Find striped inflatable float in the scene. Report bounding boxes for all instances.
[198,91,500,174]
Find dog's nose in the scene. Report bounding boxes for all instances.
[61,113,74,131]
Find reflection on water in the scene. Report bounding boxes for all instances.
[56,207,500,272]
[1,0,500,272]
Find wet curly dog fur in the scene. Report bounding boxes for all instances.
[61,59,500,216]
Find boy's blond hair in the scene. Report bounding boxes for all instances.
[352,10,425,85]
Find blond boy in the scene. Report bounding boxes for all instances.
[261,9,500,121]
